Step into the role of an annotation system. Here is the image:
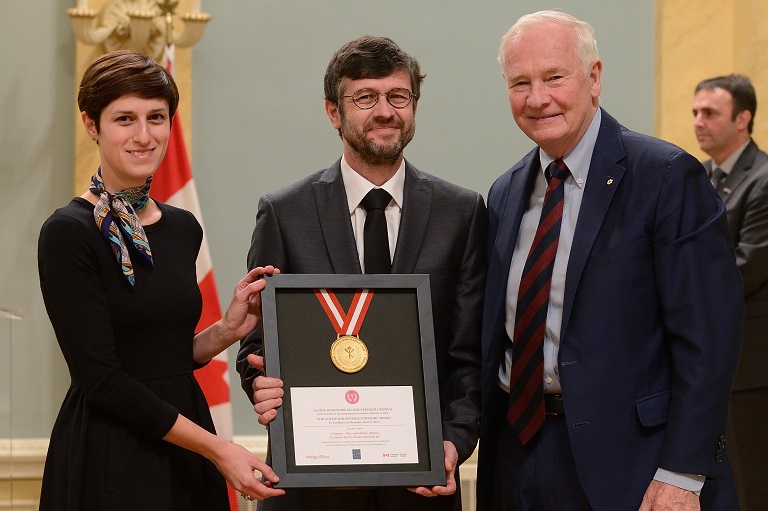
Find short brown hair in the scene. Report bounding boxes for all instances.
[323,35,425,106]
[78,49,179,132]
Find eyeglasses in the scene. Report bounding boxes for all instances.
[343,88,417,109]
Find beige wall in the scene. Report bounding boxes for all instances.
[656,0,768,158]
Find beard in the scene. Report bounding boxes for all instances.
[340,114,415,167]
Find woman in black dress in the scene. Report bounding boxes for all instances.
[37,50,284,510]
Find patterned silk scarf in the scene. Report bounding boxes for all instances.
[89,169,154,287]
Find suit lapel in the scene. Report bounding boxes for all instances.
[485,151,540,330]
[312,161,362,274]
[493,155,539,280]
[392,163,432,273]
[561,111,626,337]
[720,140,758,200]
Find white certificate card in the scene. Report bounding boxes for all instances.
[290,386,419,466]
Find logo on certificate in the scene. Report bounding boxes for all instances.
[352,449,361,460]
[345,390,360,404]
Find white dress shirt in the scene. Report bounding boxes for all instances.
[340,156,404,272]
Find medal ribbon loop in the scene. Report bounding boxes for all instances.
[314,289,374,336]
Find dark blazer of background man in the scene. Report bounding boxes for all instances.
[237,36,486,511]
[693,73,768,511]
[477,11,743,511]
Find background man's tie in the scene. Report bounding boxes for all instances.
[711,167,726,192]
[507,158,570,444]
[361,188,392,274]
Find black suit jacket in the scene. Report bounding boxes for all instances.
[237,159,487,464]
[705,139,768,391]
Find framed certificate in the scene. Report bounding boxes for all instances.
[260,273,445,488]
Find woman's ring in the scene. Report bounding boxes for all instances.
[241,493,255,501]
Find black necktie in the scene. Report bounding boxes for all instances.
[711,167,726,192]
[361,188,392,274]
[507,158,570,445]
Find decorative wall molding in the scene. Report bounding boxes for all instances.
[67,0,211,59]
[0,438,47,511]
[69,0,198,194]
[0,436,264,509]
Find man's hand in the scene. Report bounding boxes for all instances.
[639,480,700,511]
[247,353,284,427]
[407,441,459,497]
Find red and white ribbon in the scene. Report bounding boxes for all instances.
[314,289,374,336]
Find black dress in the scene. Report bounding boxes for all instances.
[37,197,229,511]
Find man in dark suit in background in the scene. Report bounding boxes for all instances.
[236,35,486,511]
[693,74,768,510]
[477,10,743,511]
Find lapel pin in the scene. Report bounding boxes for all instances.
[723,187,732,194]
[606,178,614,185]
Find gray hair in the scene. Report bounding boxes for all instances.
[498,10,599,74]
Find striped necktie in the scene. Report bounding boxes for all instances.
[507,158,570,444]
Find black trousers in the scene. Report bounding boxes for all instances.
[728,386,768,511]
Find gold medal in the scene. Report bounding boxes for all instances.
[330,335,369,373]
[315,288,375,374]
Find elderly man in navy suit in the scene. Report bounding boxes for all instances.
[237,35,486,511]
[477,10,743,511]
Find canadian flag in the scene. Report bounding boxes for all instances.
[151,45,238,510]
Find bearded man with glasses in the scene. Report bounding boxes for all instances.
[237,35,487,511]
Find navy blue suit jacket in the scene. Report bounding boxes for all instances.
[477,109,743,510]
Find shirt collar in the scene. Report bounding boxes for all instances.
[340,156,405,214]
[715,139,751,175]
[538,107,601,189]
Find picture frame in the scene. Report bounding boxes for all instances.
[260,273,445,488]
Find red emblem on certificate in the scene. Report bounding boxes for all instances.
[315,289,374,373]
[345,390,360,404]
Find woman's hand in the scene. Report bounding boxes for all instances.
[163,414,285,501]
[220,266,280,341]
[193,266,280,363]
[210,440,285,501]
